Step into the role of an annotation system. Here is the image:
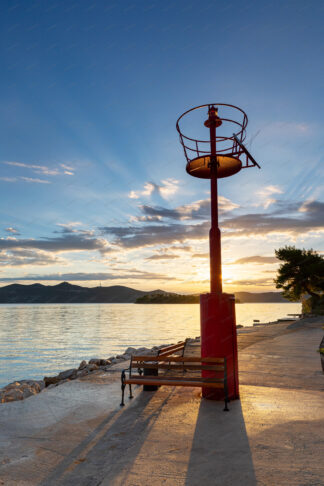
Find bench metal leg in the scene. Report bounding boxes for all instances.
[223,359,229,411]
[120,371,126,407]
[129,384,133,399]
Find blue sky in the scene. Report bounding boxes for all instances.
[0,0,323,292]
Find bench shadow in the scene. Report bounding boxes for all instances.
[38,387,173,486]
[185,398,257,486]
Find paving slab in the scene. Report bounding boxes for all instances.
[0,318,323,485]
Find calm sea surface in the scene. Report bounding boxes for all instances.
[0,302,301,387]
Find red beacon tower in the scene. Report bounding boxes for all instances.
[176,103,261,400]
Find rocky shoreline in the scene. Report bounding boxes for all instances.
[0,339,200,404]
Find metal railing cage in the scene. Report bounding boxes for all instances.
[176,103,248,164]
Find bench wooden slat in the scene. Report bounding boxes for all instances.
[132,355,224,363]
[133,363,224,371]
[158,341,186,356]
[125,378,224,388]
[158,348,184,357]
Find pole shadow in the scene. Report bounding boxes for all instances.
[185,398,257,486]
[38,387,174,486]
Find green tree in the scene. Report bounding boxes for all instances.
[274,246,324,311]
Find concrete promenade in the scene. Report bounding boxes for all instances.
[0,317,323,485]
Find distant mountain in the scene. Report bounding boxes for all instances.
[0,283,290,304]
[0,282,167,304]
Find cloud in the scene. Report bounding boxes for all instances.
[192,253,209,258]
[0,249,64,267]
[0,177,18,182]
[100,198,324,250]
[0,176,50,184]
[0,270,176,282]
[145,254,180,260]
[230,256,278,265]
[226,277,275,287]
[137,197,238,222]
[222,199,324,237]
[5,227,20,235]
[169,245,192,251]
[129,179,179,200]
[54,222,94,236]
[0,233,111,254]
[21,177,50,184]
[3,161,75,176]
[158,179,179,199]
[256,185,283,209]
[100,221,210,248]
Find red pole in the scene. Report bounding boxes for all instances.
[200,105,239,400]
[208,106,222,294]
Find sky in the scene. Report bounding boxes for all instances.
[0,0,323,293]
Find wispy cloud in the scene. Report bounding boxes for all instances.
[129,178,179,200]
[54,222,94,236]
[222,199,324,238]
[145,254,180,260]
[0,270,176,282]
[226,277,275,287]
[0,233,111,254]
[21,177,50,184]
[255,185,283,209]
[229,256,278,265]
[100,221,209,248]
[134,197,238,222]
[0,249,64,267]
[5,227,20,235]
[0,176,50,184]
[3,161,75,176]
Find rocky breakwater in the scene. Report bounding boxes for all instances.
[0,342,178,404]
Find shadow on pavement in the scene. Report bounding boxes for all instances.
[39,388,173,486]
[185,398,257,486]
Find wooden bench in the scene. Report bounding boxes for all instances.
[157,340,187,357]
[120,354,229,411]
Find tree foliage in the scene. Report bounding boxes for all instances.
[274,246,324,302]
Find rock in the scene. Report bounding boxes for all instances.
[121,354,130,360]
[89,358,111,366]
[1,388,24,402]
[236,325,243,329]
[124,347,136,355]
[76,369,88,378]
[0,380,46,403]
[57,369,77,381]
[21,387,35,399]
[133,347,153,356]
[44,376,60,387]
[79,360,87,370]
[116,355,127,360]
[89,358,101,366]
[85,364,99,372]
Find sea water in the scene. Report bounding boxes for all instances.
[0,302,301,387]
